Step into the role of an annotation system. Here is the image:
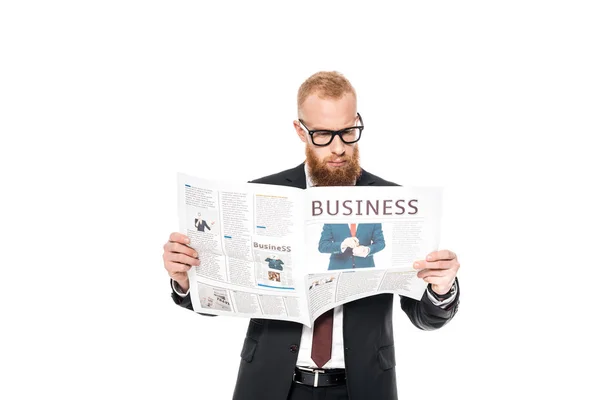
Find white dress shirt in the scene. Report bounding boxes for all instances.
[295,167,346,368]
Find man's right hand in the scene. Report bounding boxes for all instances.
[163,232,200,293]
[341,237,359,252]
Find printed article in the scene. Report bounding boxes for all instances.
[178,173,442,327]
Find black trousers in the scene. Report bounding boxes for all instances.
[287,382,349,400]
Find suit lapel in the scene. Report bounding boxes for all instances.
[355,169,376,186]
[283,163,307,189]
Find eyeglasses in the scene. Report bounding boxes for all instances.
[298,113,364,147]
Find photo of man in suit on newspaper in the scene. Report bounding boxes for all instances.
[318,223,385,270]
[194,212,215,232]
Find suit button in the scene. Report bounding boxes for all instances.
[289,344,298,352]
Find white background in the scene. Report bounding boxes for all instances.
[1,1,599,399]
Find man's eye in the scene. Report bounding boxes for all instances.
[341,128,359,137]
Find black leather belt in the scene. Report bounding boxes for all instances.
[294,367,346,387]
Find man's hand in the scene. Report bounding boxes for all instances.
[413,250,460,295]
[352,246,370,258]
[163,232,200,293]
[341,237,359,252]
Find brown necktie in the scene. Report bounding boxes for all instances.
[350,223,357,237]
[311,309,334,368]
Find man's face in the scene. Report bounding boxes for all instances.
[294,93,361,186]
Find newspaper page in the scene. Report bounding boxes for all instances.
[178,173,310,325]
[302,186,442,325]
[177,173,442,327]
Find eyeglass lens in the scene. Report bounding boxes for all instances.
[312,128,360,145]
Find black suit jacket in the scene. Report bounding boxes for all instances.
[172,164,460,400]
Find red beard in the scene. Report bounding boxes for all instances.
[305,145,362,186]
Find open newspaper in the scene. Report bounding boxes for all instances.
[178,172,442,327]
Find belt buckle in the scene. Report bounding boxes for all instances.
[312,369,325,387]
[295,367,326,387]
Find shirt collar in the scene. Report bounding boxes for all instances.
[304,163,315,188]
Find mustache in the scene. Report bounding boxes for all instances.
[324,155,348,162]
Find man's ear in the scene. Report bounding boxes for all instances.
[293,121,308,143]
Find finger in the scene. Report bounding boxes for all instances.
[165,261,193,273]
[426,250,457,262]
[413,260,426,269]
[175,252,201,266]
[422,275,453,286]
[169,232,191,245]
[413,260,457,270]
[165,251,200,266]
[417,269,450,279]
[164,242,198,258]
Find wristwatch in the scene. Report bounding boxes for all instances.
[427,280,457,301]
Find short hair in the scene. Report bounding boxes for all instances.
[297,71,356,116]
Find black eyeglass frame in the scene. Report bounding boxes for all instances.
[298,113,364,147]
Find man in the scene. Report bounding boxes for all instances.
[194,212,214,232]
[265,255,284,271]
[318,222,385,269]
[162,71,460,400]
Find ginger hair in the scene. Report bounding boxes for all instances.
[297,71,356,117]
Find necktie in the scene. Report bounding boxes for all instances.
[311,309,334,368]
[311,224,356,367]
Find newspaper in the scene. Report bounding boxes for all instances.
[178,172,442,327]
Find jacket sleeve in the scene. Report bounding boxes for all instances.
[170,280,217,317]
[366,223,385,255]
[318,224,344,254]
[400,279,460,330]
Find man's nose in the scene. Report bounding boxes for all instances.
[329,134,346,155]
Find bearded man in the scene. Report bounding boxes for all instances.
[162,71,461,400]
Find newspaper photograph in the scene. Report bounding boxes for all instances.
[178,172,442,327]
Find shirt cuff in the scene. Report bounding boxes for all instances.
[171,280,190,297]
[426,282,457,309]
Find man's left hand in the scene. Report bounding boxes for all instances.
[352,246,370,258]
[413,250,460,295]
